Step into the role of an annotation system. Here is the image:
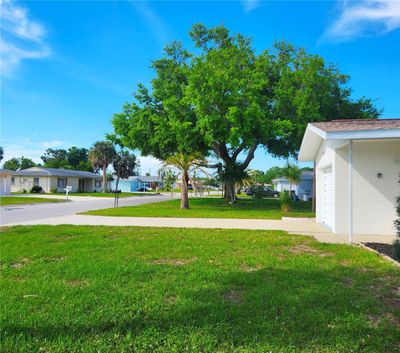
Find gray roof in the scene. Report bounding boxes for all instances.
[311,118,400,132]
[273,171,313,183]
[0,168,13,175]
[12,167,101,179]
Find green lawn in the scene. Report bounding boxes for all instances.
[83,197,314,219]
[1,225,399,352]
[0,196,66,206]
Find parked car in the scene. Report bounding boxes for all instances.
[245,186,280,198]
[137,187,149,192]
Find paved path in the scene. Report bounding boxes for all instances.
[5,213,396,244]
[0,195,172,225]
[2,195,395,245]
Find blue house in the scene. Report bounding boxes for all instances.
[111,176,163,192]
[272,171,314,200]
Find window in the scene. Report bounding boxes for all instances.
[11,177,15,185]
[57,178,67,188]
[95,179,102,188]
[33,177,39,186]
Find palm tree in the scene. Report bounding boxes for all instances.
[162,153,207,209]
[283,163,302,195]
[88,141,116,193]
[158,167,177,197]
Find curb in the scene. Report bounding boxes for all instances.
[356,242,400,268]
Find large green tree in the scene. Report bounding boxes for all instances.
[3,156,36,171]
[41,147,93,171]
[112,24,380,201]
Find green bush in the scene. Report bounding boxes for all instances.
[279,191,292,214]
[50,187,58,194]
[30,185,43,193]
[22,188,28,194]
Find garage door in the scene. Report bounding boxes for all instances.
[322,167,334,229]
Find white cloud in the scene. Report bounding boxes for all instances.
[138,155,162,176]
[40,140,64,148]
[322,0,400,42]
[0,0,51,76]
[1,139,65,165]
[131,1,171,47]
[241,0,261,13]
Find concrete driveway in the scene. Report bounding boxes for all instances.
[0,194,172,225]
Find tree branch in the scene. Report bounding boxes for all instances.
[241,143,258,170]
[231,141,247,161]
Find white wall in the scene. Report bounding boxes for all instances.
[315,139,400,235]
[335,139,399,235]
[11,176,51,193]
[0,174,11,195]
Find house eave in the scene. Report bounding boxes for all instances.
[298,125,400,162]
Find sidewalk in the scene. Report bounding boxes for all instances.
[7,214,396,245]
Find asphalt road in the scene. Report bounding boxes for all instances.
[0,194,172,225]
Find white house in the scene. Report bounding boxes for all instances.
[11,167,103,193]
[298,119,400,240]
[0,169,12,195]
[273,171,314,200]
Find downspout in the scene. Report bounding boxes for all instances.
[348,140,353,244]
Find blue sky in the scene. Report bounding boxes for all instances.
[1,0,399,174]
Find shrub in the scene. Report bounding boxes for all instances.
[22,188,28,194]
[279,191,292,214]
[50,187,58,194]
[30,185,43,193]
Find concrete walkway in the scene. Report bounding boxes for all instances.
[6,213,394,244]
[6,214,396,245]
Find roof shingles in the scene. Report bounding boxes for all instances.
[311,119,400,132]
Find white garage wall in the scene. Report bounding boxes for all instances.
[335,139,400,235]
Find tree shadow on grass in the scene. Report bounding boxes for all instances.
[2,266,399,352]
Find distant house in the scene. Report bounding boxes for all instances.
[298,119,400,238]
[111,176,163,192]
[0,169,12,195]
[11,167,102,193]
[272,171,314,200]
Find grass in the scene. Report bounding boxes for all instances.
[0,225,399,352]
[0,196,66,206]
[83,197,314,219]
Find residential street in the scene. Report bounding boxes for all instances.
[0,194,172,225]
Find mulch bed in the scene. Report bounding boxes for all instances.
[362,242,399,263]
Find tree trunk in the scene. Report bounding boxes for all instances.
[180,172,189,209]
[102,167,107,193]
[115,177,120,191]
[224,181,236,203]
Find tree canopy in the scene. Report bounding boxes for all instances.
[41,147,93,172]
[111,23,380,201]
[3,156,37,171]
